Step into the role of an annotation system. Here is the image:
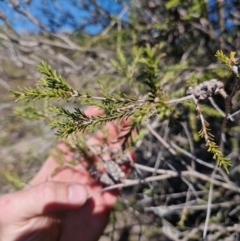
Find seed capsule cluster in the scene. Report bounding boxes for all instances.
[186,79,227,100]
[88,146,130,186]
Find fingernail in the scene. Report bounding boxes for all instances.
[68,184,87,204]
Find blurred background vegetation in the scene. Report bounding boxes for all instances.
[1,0,240,240]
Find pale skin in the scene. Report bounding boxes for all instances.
[0,107,133,241]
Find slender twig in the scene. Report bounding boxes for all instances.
[170,142,231,184]
[209,97,234,121]
[137,190,209,206]
[170,141,215,169]
[166,95,194,104]
[167,162,199,199]
[152,121,169,175]
[101,5,129,36]
[88,166,240,199]
[182,223,240,241]
[220,76,240,151]
[145,200,240,213]
[203,164,217,240]
[146,121,176,155]
[228,109,240,119]
[181,122,195,170]
[193,96,209,141]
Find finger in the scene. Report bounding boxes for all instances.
[84,106,104,117]
[30,156,60,185]
[0,182,88,220]
[31,106,134,185]
[30,106,104,185]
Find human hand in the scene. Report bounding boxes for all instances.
[0,107,133,241]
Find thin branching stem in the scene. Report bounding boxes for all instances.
[220,76,240,151]
[203,164,218,240]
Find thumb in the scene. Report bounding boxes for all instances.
[0,182,88,220]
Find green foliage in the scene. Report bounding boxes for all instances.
[10,48,234,172]
[11,45,174,142]
[48,105,133,137]
[197,108,232,172]
[37,62,74,91]
[165,0,181,9]
[215,50,238,70]
[198,127,232,173]
[206,140,232,172]
[11,62,78,102]
[14,106,45,120]
[3,1,240,239]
